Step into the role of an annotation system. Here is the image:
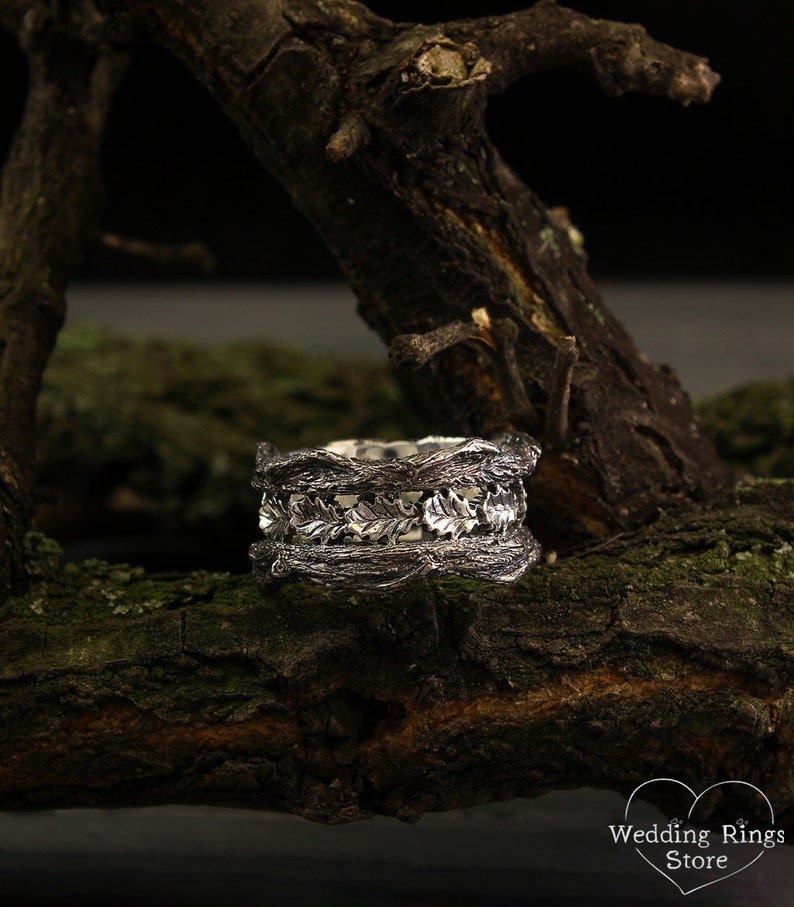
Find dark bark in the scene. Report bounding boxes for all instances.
[0,2,125,595]
[1,479,793,825]
[92,0,731,552]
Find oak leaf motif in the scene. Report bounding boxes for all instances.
[259,493,291,537]
[290,496,346,543]
[422,489,479,540]
[481,483,526,534]
[346,495,420,543]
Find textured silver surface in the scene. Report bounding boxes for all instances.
[250,434,541,591]
[250,529,541,590]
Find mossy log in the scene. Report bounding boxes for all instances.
[2,478,794,824]
[5,328,794,821]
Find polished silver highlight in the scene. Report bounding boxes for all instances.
[250,434,542,591]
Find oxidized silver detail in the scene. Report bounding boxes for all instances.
[250,433,542,591]
[258,493,290,535]
[289,496,346,544]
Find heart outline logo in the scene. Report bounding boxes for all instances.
[624,777,775,896]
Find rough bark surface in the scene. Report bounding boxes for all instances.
[0,0,729,567]
[2,479,793,825]
[91,0,731,550]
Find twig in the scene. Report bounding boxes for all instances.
[390,313,540,430]
[449,1,720,103]
[543,335,578,449]
[490,317,540,429]
[326,112,371,163]
[389,319,490,372]
[97,233,216,274]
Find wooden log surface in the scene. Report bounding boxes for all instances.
[2,478,793,826]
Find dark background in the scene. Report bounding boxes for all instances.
[1,0,791,279]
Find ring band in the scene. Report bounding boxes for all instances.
[249,433,542,591]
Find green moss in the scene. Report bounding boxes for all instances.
[697,379,794,477]
[3,556,235,624]
[22,532,63,582]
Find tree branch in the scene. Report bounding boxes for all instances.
[450,0,720,102]
[88,0,731,550]
[0,1,126,595]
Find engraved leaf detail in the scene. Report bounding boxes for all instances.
[290,496,346,543]
[259,493,290,536]
[481,483,525,534]
[423,490,479,540]
[346,496,420,543]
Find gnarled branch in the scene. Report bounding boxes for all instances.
[452,0,719,102]
[88,0,730,548]
[0,1,126,594]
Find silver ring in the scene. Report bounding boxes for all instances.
[249,433,542,592]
